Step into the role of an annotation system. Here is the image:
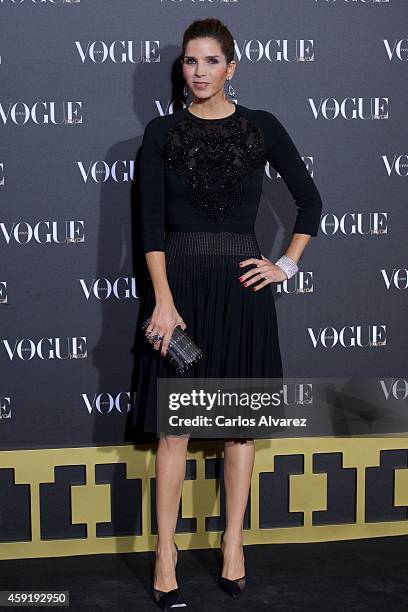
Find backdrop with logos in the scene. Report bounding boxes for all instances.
[1,0,406,454]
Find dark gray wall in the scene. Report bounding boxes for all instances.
[1,0,406,449]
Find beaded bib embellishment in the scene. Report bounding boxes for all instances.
[163,111,267,222]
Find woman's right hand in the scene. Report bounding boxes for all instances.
[145,300,186,357]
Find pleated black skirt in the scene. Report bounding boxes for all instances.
[133,230,283,436]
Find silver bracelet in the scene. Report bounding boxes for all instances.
[275,254,298,280]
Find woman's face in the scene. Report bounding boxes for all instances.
[182,37,235,102]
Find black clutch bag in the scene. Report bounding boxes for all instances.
[141,316,204,374]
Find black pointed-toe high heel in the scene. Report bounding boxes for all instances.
[218,530,246,598]
[152,542,187,609]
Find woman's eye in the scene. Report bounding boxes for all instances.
[185,59,218,64]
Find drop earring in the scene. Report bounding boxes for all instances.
[183,83,189,98]
[227,78,236,97]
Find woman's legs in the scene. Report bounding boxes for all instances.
[222,438,255,579]
[154,433,190,592]
[154,434,254,588]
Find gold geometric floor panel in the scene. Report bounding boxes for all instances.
[0,437,407,560]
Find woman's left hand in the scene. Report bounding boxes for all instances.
[238,254,287,290]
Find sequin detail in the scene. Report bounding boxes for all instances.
[163,112,267,222]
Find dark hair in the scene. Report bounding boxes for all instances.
[182,18,234,64]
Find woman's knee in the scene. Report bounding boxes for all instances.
[224,437,254,445]
[159,432,190,448]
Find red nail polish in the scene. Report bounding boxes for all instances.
[239,277,244,282]
[252,287,257,291]
[243,282,248,287]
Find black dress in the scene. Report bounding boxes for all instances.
[133,103,322,436]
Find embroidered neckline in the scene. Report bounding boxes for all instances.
[163,107,266,222]
[186,103,239,123]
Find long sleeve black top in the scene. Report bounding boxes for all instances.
[138,103,323,254]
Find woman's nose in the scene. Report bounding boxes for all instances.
[195,63,207,75]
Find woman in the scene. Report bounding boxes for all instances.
[133,17,323,609]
